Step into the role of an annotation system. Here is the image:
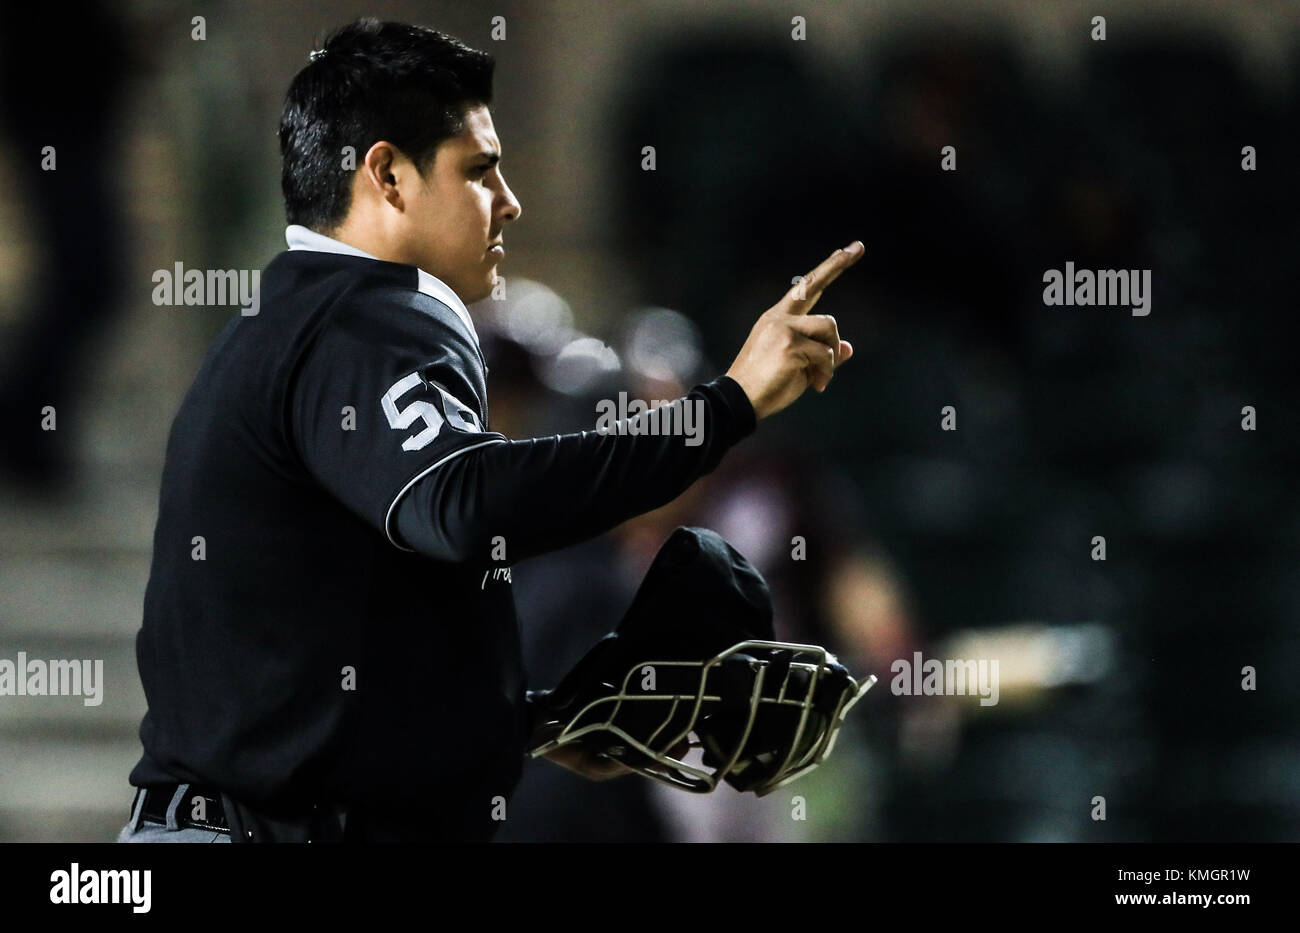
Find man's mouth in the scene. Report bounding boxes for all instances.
[487,242,505,259]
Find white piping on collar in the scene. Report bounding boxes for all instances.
[284,224,480,345]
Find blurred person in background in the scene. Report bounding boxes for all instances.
[492,304,908,841]
[0,1,133,495]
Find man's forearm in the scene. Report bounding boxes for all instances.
[394,376,755,563]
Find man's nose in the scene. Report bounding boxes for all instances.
[499,181,522,223]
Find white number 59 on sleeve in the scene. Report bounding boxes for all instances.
[381,372,482,451]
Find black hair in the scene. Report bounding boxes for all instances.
[279,19,495,231]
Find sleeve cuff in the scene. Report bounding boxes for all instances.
[700,374,757,441]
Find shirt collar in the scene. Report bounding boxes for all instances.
[284,224,480,345]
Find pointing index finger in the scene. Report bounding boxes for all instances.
[785,241,865,314]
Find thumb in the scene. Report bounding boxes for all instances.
[837,339,854,364]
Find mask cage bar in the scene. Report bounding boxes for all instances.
[528,639,877,795]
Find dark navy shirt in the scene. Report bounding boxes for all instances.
[129,232,754,841]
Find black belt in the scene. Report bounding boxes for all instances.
[138,784,230,834]
[136,784,356,842]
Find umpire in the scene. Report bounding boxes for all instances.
[117,18,861,843]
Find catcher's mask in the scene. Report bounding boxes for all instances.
[526,527,876,795]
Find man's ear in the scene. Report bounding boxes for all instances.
[360,140,406,212]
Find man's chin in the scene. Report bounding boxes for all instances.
[462,270,499,305]
[462,279,494,304]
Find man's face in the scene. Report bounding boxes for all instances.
[401,105,521,303]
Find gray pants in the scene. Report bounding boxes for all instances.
[116,785,231,843]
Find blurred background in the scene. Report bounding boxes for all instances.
[0,0,1297,842]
